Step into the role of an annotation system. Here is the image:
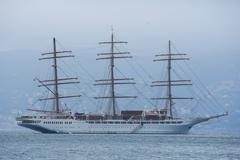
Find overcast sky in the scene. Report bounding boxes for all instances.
[0,0,239,52]
[1,0,239,78]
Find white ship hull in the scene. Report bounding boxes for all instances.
[17,117,210,134]
[15,38,227,134]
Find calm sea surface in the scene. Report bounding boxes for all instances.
[0,131,239,160]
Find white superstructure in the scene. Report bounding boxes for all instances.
[17,114,219,134]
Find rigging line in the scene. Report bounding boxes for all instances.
[55,39,72,52]
[29,95,41,108]
[151,57,168,108]
[103,37,155,109]
[97,66,111,113]
[114,44,154,81]
[59,60,96,92]
[95,54,112,104]
[57,66,97,107]
[171,68,199,103]
[59,61,80,79]
[58,61,94,92]
[131,58,154,81]
[96,63,112,113]
[185,61,225,110]
[112,41,155,102]
[80,89,96,105]
[122,57,165,108]
[44,58,53,110]
[133,56,154,80]
[177,99,192,112]
[72,57,96,81]
[114,66,155,107]
[32,70,51,109]
[192,91,216,115]
[61,59,87,81]
[96,59,111,110]
[171,68,216,114]
[56,44,104,100]
[81,91,97,106]
[43,90,50,110]
[38,54,53,108]
[172,69,217,115]
[190,101,202,117]
[173,91,201,117]
[156,62,168,107]
[155,85,167,108]
[125,58,150,86]
[95,45,114,113]
[173,64,221,114]
[54,40,95,92]
[171,42,225,111]
[112,62,148,99]
[172,56,221,110]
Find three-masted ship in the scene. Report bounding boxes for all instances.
[16,35,227,134]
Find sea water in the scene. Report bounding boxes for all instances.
[0,131,239,160]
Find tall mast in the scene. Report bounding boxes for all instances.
[53,38,60,112]
[110,33,116,116]
[151,40,193,119]
[37,38,81,113]
[167,40,173,118]
[95,32,137,118]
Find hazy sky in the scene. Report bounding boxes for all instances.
[0,0,240,51]
[0,0,240,132]
[1,0,240,79]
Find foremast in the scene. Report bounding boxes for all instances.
[95,33,137,118]
[36,38,81,113]
[151,40,192,119]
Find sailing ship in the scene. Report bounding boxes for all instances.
[16,34,227,134]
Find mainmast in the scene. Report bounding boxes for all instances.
[53,38,60,112]
[95,32,137,118]
[167,40,173,118]
[151,40,193,119]
[110,33,116,116]
[37,38,81,113]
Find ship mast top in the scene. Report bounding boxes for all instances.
[94,32,137,118]
[151,40,193,119]
[37,38,81,113]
